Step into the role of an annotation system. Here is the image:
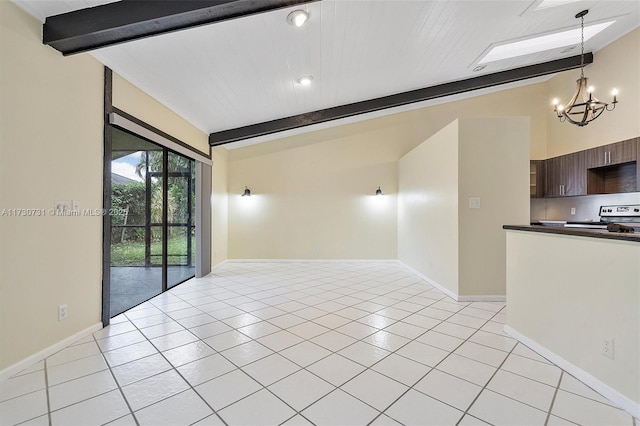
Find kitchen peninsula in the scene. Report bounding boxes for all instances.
[502,225,640,419]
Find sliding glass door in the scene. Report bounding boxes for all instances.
[108,127,196,317]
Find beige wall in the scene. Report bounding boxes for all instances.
[506,230,640,407]
[398,121,460,295]
[112,73,209,154]
[546,28,640,157]
[0,2,104,370]
[458,117,530,296]
[212,147,229,266]
[398,118,529,298]
[227,130,398,259]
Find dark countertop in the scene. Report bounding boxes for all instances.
[503,225,640,242]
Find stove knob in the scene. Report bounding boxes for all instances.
[635,208,639,213]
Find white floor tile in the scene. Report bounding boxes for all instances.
[111,353,172,387]
[370,414,403,425]
[97,330,146,352]
[0,370,45,402]
[0,389,48,425]
[104,414,137,425]
[469,330,517,352]
[47,341,101,367]
[487,369,556,411]
[135,389,213,426]
[257,330,304,352]
[375,307,412,321]
[559,373,615,406]
[138,321,185,340]
[416,330,464,351]
[189,321,232,339]
[396,340,449,367]
[195,369,261,410]
[335,321,378,339]
[419,307,454,320]
[432,321,476,340]
[191,414,226,426]
[312,314,352,329]
[13,361,44,377]
[203,330,251,351]
[468,389,548,426]
[372,353,432,386]
[414,368,482,411]
[385,389,464,425]
[174,313,217,329]
[436,354,497,387]
[177,353,236,386]
[18,414,50,425]
[342,369,408,410]
[93,322,137,340]
[281,414,314,425]
[357,314,396,329]
[236,321,281,339]
[267,313,307,329]
[334,307,370,320]
[511,342,552,364]
[121,369,189,411]
[280,341,332,367]
[401,314,441,330]
[301,389,379,426]
[241,353,301,386]
[551,389,634,425]
[338,340,391,367]
[457,414,492,425]
[222,313,262,328]
[269,369,334,410]
[310,330,357,352]
[306,353,366,387]
[384,321,428,339]
[47,353,108,386]
[447,313,487,329]
[163,340,216,367]
[221,340,273,367]
[454,341,509,367]
[363,330,410,352]
[149,330,198,351]
[50,390,129,426]
[501,353,562,386]
[287,321,330,339]
[103,341,158,367]
[49,369,118,410]
[219,389,296,425]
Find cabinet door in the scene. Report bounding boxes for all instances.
[563,151,586,196]
[609,139,637,165]
[545,156,563,197]
[586,145,608,168]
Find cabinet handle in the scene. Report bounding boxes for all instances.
[604,152,607,164]
[608,151,612,164]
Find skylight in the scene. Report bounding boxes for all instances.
[535,0,582,11]
[478,21,615,64]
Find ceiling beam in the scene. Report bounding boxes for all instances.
[43,0,318,55]
[209,53,593,146]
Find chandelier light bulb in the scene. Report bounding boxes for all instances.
[611,88,618,96]
[552,98,559,106]
[557,105,565,112]
[587,85,594,93]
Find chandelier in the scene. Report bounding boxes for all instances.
[552,10,618,127]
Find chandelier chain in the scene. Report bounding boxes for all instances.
[580,13,584,79]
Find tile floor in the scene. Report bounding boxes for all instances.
[1,262,637,426]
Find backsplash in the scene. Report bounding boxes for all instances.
[531,192,640,221]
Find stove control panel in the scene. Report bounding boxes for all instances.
[599,205,640,217]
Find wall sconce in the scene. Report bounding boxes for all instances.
[375,186,384,196]
[242,186,251,197]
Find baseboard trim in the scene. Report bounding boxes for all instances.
[0,322,103,383]
[212,259,228,269]
[504,324,640,420]
[398,262,458,301]
[457,295,506,302]
[225,259,399,263]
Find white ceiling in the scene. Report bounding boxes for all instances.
[14,0,640,144]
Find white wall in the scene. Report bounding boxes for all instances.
[506,230,640,412]
[398,121,460,295]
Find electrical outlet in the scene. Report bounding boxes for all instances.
[469,197,481,209]
[314,247,320,253]
[570,207,576,215]
[58,304,68,321]
[602,338,614,359]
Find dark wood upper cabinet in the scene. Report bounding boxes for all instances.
[544,152,586,197]
[586,138,637,168]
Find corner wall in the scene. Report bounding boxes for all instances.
[212,147,229,266]
[398,121,460,296]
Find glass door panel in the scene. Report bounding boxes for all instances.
[109,128,164,317]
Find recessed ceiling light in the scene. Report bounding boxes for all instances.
[297,76,313,86]
[473,65,487,72]
[287,10,309,27]
[478,20,615,64]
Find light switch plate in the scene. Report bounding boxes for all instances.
[469,197,481,209]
